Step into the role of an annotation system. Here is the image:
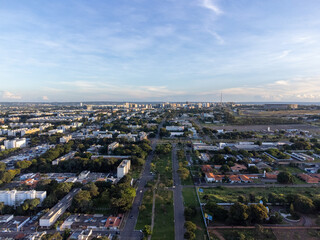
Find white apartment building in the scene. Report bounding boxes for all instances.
[108,142,119,154]
[60,135,72,143]
[39,188,79,227]
[0,190,46,206]
[4,138,26,149]
[166,126,185,132]
[117,160,131,179]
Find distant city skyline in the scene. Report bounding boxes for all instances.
[1,0,320,102]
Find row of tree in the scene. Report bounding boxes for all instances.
[71,175,136,213]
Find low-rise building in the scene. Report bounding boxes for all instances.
[231,164,247,172]
[60,135,72,143]
[166,126,184,132]
[52,151,77,165]
[108,142,119,154]
[0,215,30,232]
[298,173,319,183]
[60,214,109,231]
[205,173,223,183]
[105,214,123,229]
[228,175,241,183]
[201,165,213,173]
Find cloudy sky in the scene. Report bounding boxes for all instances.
[1,0,320,102]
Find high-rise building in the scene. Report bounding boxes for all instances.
[4,138,26,149]
[0,190,46,206]
[117,160,131,179]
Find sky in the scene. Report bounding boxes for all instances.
[1,0,320,102]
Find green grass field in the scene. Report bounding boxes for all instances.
[199,186,320,203]
[277,166,305,173]
[218,228,276,240]
[182,187,207,240]
[153,153,173,187]
[135,189,153,230]
[152,190,175,240]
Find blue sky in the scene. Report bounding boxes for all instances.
[1,0,320,102]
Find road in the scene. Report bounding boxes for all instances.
[121,121,164,240]
[182,183,320,188]
[172,144,185,240]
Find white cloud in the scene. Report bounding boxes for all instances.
[49,81,185,100]
[200,0,223,15]
[217,77,320,101]
[42,96,49,100]
[275,50,292,60]
[207,30,225,44]
[1,91,21,100]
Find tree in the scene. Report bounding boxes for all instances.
[73,190,92,213]
[248,204,268,224]
[220,164,230,173]
[268,212,282,224]
[28,198,40,211]
[228,202,249,225]
[293,195,314,214]
[277,171,294,184]
[184,231,196,240]
[238,195,247,203]
[184,207,197,221]
[313,197,320,211]
[0,202,4,214]
[249,193,256,203]
[205,202,228,222]
[224,231,246,240]
[54,182,73,199]
[184,221,196,240]
[184,221,197,232]
[15,160,32,169]
[178,167,190,180]
[248,166,259,174]
[143,225,152,236]
[0,162,6,172]
[43,232,62,240]
[83,183,99,197]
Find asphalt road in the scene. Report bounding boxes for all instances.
[121,121,163,240]
[183,183,320,188]
[172,144,185,240]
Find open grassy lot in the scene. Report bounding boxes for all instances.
[241,109,320,117]
[277,165,305,173]
[199,187,320,203]
[153,152,173,187]
[152,189,174,240]
[135,188,153,230]
[182,187,207,240]
[216,228,276,240]
[273,229,320,240]
[202,124,320,133]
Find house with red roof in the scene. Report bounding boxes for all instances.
[105,214,123,229]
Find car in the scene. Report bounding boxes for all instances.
[130,215,133,219]
[139,190,142,193]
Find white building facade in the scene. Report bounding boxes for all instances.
[0,190,46,206]
[117,160,131,179]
